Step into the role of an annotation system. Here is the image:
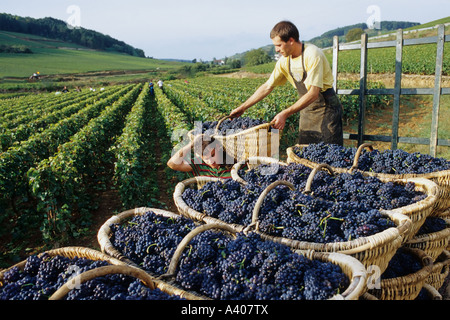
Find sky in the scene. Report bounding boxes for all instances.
[2,0,449,61]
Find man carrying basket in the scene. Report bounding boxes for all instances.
[230,20,344,146]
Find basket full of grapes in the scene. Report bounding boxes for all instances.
[174,167,412,274]
[0,246,137,300]
[48,263,199,301]
[287,143,450,216]
[156,223,368,300]
[189,116,281,160]
[231,156,437,241]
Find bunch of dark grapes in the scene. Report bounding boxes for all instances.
[293,143,450,174]
[192,117,268,136]
[1,254,108,300]
[415,217,448,236]
[65,274,183,300]
[175,231,349,300]
[182,176,396,243]
[293,142,358,168]
[109,210,197,276]
[308,170,427,210]
[381,247,423,279]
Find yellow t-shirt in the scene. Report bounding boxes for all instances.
[267,43,333,92]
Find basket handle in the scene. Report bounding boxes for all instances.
[350,143,373,172]
[245,180,295,233]
[304,163,335,194]
[214,115,232,135]
[157,223,237,281]
[48,264,156,300]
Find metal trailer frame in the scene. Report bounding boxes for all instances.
[332,24,449,157]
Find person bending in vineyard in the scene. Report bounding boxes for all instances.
[167,134,241,179]
[230,20,344,146]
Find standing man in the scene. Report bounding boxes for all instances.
[230,21,343,146]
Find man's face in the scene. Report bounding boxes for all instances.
[272,36,294,57]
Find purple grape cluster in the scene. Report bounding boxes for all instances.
[175,230,349,300]
[0,252,181,300]
[182,168,398,243]
[293,143,450,174]
[193,117,268,136]
[109,210,197,275]
[381,247,423,279]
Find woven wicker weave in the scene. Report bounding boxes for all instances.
[404,219,450,261]
[425,250,450,291]
[367,247,434,300]
[157,223,368,300]
[287,143,450,218]
[189,116,282,161]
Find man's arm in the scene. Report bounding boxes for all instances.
[229,80,274,118]
[271,85,321,130]
[167,140,195,173]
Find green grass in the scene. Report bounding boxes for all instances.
[0,31,187,79]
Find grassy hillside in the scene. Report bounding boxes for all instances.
[0,31,187,79]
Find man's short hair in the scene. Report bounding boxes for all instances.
[270,21,300,43]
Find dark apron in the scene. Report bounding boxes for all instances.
[288,46,344,146]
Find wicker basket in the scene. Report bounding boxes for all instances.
[247,179,411,275]
[287,146,439,240]
[288,143,450,217]
[367,247,434,300]
[174,174,411,275]
[48,264,206,300]
[157,223,367,300]
[96,207,212,300]
[0,246,130,299]
[404,218,450,261]
[0,246,128,280]
[97,207,199,268]
[189,116,282,161]
[236,155,437,241]
[425,250,450,291]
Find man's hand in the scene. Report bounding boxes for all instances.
[272,111,289,130]
[229,106,246,118]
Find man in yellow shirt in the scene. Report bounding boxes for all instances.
[230,21,343,146]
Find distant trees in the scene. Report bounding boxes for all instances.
[244,48,273,67]
[0,13,146,57]
[346,28,364,42]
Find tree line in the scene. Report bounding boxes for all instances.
[0,13,146,57]
[308,21,420,48]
